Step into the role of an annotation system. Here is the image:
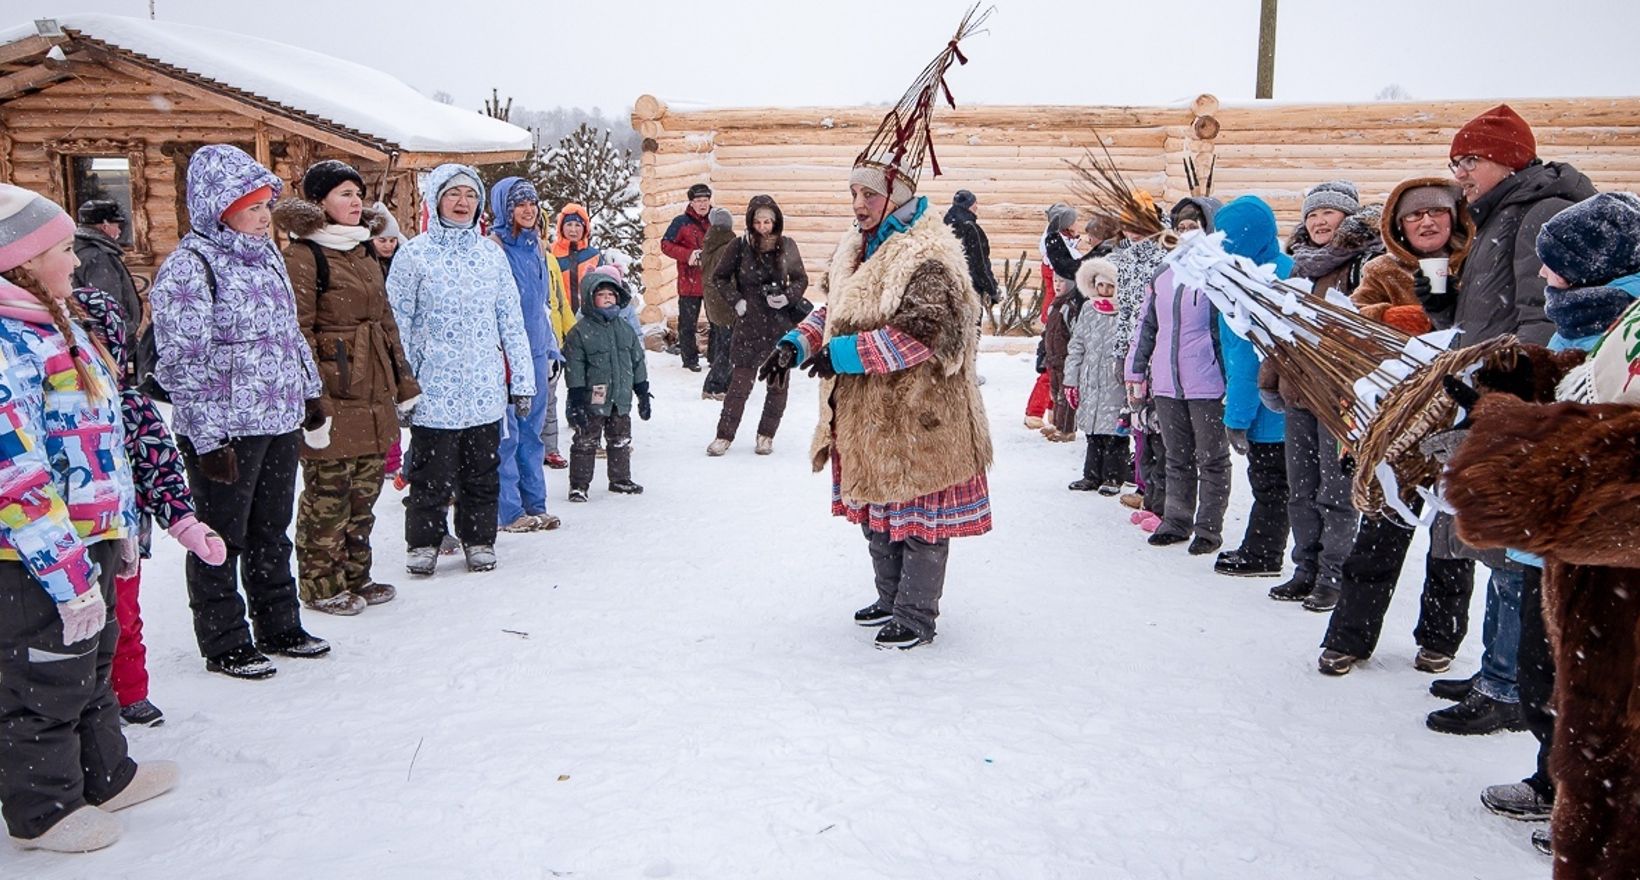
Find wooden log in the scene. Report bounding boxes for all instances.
[638,119,663,140]
[1192,115,1221,140]
[1192,94,1221,117]
[706,125,1168,149]
[633,94,666,122]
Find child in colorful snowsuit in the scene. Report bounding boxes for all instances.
[0,183,178,853]
[564,267,651,501]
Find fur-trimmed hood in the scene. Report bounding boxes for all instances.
[1075,256,1118,298]
[1380,176,1474,271]
[272,197,388,239]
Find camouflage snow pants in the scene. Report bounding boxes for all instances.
[296,454,386,603]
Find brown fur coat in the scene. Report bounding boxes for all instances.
[1446,392,1640,879]
[809,212,993,505]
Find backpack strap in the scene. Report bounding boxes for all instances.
[295,239,330,295]
[176,244,217,300]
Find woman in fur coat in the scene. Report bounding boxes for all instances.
[761,172,992,652]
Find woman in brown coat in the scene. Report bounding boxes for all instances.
[276,161,421,615]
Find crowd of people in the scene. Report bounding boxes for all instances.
[0,93,1635,875]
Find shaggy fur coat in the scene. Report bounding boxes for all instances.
[1446,366,1640,880]
[809,213,993,505]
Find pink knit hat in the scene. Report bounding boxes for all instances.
[0,184,75,274]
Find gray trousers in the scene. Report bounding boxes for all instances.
[864,523,950,640]
[1284,407,1359,589]
[539,368,561,455]
[0,541,136,840]
[1153,397,1232,543]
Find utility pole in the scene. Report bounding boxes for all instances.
[149,1,157,20]
[1256,0,1277,99]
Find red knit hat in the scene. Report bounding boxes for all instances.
[1450,104,1537,171]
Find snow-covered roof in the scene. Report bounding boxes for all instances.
[0,14,532,156]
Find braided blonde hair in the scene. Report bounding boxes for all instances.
[0,267,117,401]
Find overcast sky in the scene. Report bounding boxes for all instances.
[14,0,1640,116]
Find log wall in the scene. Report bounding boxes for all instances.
[633,95,1640,311]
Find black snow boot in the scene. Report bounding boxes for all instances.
[853,602,893,627]
[1268,574,1315,602]
[1067,478,1099,492]
[873,621,931,650]
[1430,672,1478,702]
[1425,690,1525,736]
[1303,583,1341,613]
[608,480,644,495]
[258,629,331,659]
[119,699,165,727]
[1147,532,1188,547]
[205,645,277,680]
[1187,536,1222,556]
[1214,551,1282,578]
[1531,829,1551,856]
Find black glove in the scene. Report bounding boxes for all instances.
[1226,428,1250,456]
[549,360,564,382]
[803,344,837,380]
[302,398,329,432]
[1339,453,1358,478]
[198,446,239,484]
[566,386,591,430]
[633,381,653,421]
[758,340,799,390]
[510,395,532,420]
[1442,375,1481,429]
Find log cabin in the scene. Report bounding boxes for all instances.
[0,13,531,289]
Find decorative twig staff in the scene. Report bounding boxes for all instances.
[1164,231,1491,524]
[1065,135,1166,239]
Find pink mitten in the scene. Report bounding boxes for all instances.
[168,515,228,566]
[1063,386,1080,410]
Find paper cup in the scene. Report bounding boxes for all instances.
[1418,258,1450,294]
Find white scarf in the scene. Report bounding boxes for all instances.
[306,223,371,252]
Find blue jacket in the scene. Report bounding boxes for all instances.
[489,177,564,376]
[1213,196,1293,442]
[388,164,535,429]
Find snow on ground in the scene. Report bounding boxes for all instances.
[8,351,1544,879]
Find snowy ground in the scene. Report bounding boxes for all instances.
[11,351,1545,880]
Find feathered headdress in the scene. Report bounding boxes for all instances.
[849,4,993,207]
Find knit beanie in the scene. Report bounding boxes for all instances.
[708,207,733,229]
[505,180,540,214]
[1394,184,1459,222]
[0,184,75,273]
[1450,104,1537,172]
[1045,202,1078,234]
[1301,180,1361,218]
[687,183,712,200]
[952,189,977,210]
[1536,192,1640,288]
[301,159,366,202]
[849,163,915,208]
[77,199,126,225]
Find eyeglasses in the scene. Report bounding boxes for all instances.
[1448,155,1482,174]
[1401,207,1453,224]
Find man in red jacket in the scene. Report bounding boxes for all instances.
[661,183,713,371]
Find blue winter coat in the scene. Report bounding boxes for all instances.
[387,164,535,429]
[149,144,322,453]
[489,177,564,380]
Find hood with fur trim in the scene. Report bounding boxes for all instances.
[1075,256,1118,298]
[1380,177,1474,270]
[272,198,388,239]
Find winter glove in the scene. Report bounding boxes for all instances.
[566,386,591,430]
[1063,386,1080,410]
[510,395,533,420]
[803,344,837,380]
[117,537,141,578]
[1382,305,1433,337]
[396,394,421,427]
[735,299,748,317]
[302,398,329,432]
[1227,428,1250,456]
[1124,380,1148,407]
[1442,375,1481,429]
[549,360,564,382]
[765,293,789,309]
[168,514,228,566]
[1258,388,1286,414]
[634,381,653,421]
[58,585,105,645]
[1339,453,1358,478]
[198,446,239,484]
[758,340,799,390]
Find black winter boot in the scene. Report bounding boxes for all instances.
[608,480,644,495]
[1214,551,1282,578]
[853,602,892,627]
[258,629,331,659]
[1268,574,1315,602]
[1430,672,1478,702]
[1303,583,1341,612]
[1425,690,1526,735]
[205,645,277,680]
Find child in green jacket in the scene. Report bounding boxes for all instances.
[565,266,651,501]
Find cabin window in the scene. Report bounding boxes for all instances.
[67,156,134,247]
